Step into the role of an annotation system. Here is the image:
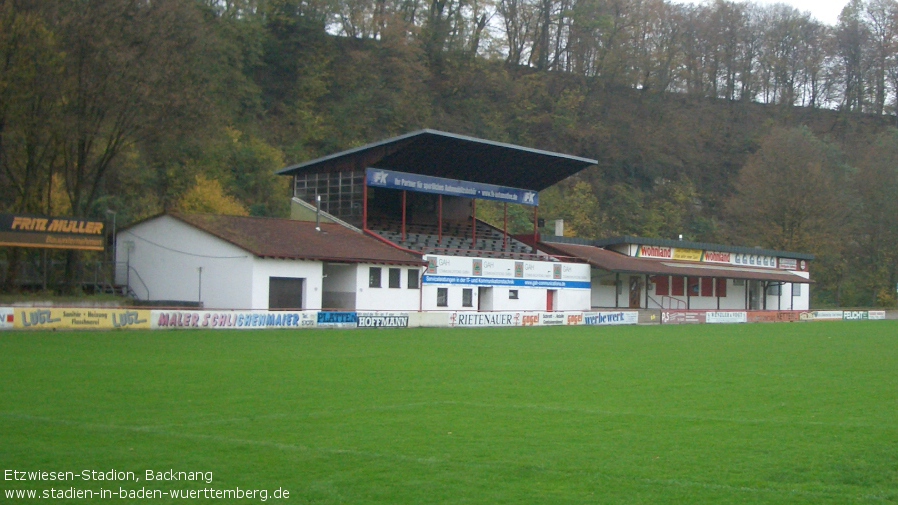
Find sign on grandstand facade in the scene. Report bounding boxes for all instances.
[634,244,800,270]
[0,213,105,251]
[423,255,591,289]
[366,168,539,206]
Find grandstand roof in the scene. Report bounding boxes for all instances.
[277,129,598,192]
[159,213,424,265]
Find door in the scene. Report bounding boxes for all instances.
[546,290,556,311]
[748,280,761,310]
[269,277,304,310]
[629,277,642,309]
[478,287,492,311]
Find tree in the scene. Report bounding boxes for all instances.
[0,0,228,292]
[726,126,850,304]
[852,129,898,304]
[177,175,250,216]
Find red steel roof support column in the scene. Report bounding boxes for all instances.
[532,206,539,252]
[471,199,477,249]
[503,203,508,249]
[363,180,368,230]
[402,190,407,242]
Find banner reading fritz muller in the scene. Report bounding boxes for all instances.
[0,214,105,251]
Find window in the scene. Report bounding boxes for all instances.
[462,288,473,307]
[793,283,801,296]
[269,277,303,310]
[715,278,727,297]
[671,276,685,296]
[293,171,364,220]
[733,279,745,287]
[389,268,401,288]
[407,269,419,289]
[509,289,519,300]
[653,276,669,296]
[369,267,382,288]
[767,283,782,295]
[437,287,448,307]
[700,278,713,297]
[687,277,700,296]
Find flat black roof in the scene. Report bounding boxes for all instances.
[277,129,597,192]
[543,235,815,261]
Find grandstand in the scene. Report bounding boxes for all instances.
[278,130,598,312]
[278,129,597,262]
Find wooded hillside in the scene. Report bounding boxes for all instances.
[2,0,898,307]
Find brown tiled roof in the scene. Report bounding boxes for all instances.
[541,242,811,284]
[170,213,424,265]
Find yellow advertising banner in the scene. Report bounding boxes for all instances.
[14,308,151,330]
[0,214,106,251]
[672,248,703,262]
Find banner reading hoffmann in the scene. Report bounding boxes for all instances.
[0,214,105,251]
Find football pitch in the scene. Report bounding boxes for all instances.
[1,322,896,504]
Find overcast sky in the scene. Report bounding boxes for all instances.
[672,0,848,26]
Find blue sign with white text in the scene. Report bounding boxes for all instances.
[366,168,539,206]
[422,275,589,289]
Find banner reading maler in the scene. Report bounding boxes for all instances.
[0,214,105,251]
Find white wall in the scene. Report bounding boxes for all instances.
[355,265,423,311]
[421,284,589,312]
[717,279,748,310]
[765,275,810,310]
[558,288,591,311]
[251,258,323,310]
[117,216,327,310]
[322,263,357,310]
[117,216,255,309]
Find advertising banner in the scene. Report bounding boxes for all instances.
[0,308,14,329]
[868,310,886,320]
[706,311,747,324]
[661,311,705,324]
[540,312,567,325]
[777,258,798,270]
[673,248,703,262]
[15,308,151,330]
[367,168,539,206]
[450,311,522,327]
[843,311,869,321]
[424,255,591,290]
[316,311,357,328]
[583,311,639,325]
[356,312,409,328]
[732,253,777,269]
[153,310,316,329]
[807,310,844,321]
[0,214,105,251]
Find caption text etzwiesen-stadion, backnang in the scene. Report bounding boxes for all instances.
[3,469,289,501]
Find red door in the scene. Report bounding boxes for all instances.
[547,290,556,311]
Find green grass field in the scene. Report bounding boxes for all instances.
[1,322,897,504]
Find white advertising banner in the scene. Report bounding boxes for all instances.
[582,311,639,326]
[0,307,13,329]
[424,255,591,289]
[356,312,410,328]
[808,310,844,320]
[450,311,523,327]
[706,311,748,324]
[152,310,317,329]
